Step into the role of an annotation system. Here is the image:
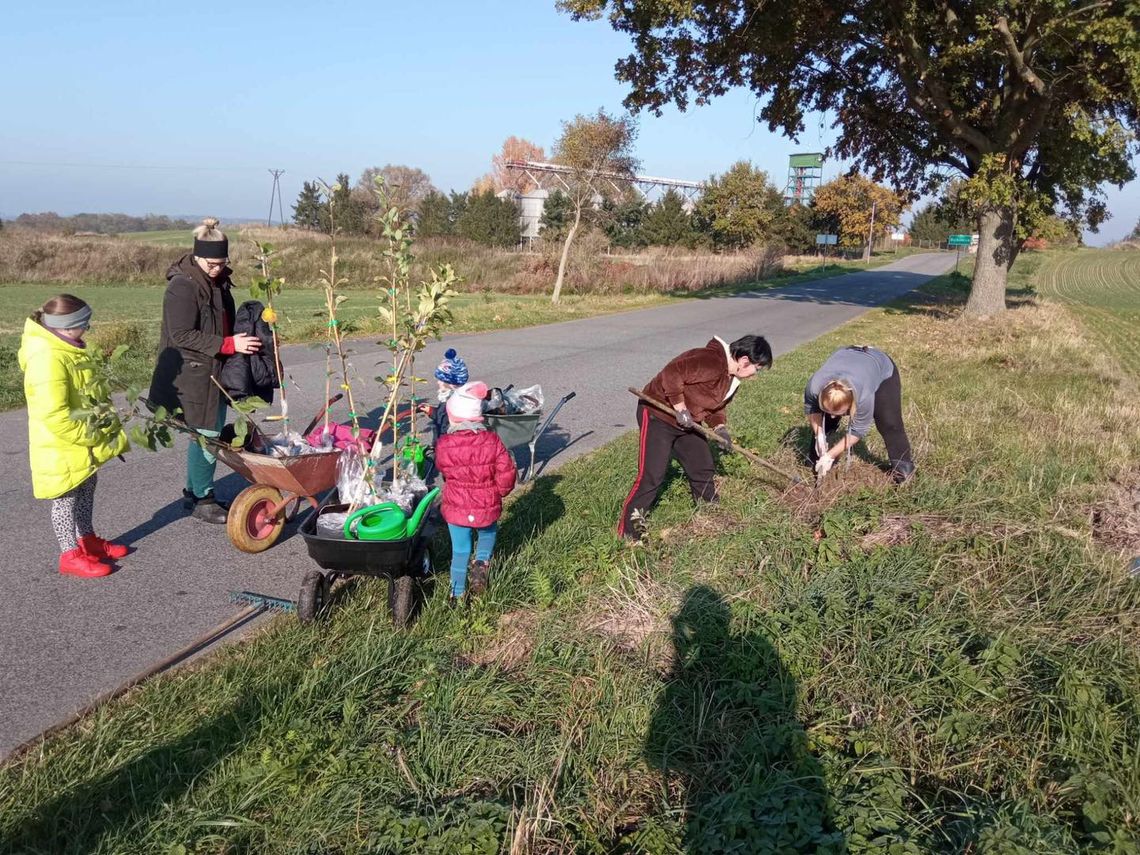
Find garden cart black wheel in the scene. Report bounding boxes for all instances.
[388,574,417,629]
[227,484,286,553]
[298,569,328,623]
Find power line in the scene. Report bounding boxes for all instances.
[0,159,277,172]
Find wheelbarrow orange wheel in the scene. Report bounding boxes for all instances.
[227,484,286,553]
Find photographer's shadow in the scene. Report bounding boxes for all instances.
[644,585,842,852]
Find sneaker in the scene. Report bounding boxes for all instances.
[468,561,490,596]
[622,514,649,545]
[59,547,112,579]
[80,534,129,560]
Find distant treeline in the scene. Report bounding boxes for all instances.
[5,212,196,235]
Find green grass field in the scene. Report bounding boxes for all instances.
[118,230,201,246]
[1034,248,1140,377]
[0,255,899,411]
[2,253,1137,853]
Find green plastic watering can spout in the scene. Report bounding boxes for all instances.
[406,486,441,536]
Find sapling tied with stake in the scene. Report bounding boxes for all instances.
[363,177,459,499]
[248,240,290,434]
[316,180,365,445]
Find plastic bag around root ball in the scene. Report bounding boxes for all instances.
[336,447,381,507]
[377,472,429,512]
[315,511,349,539]
[503,384,543,414]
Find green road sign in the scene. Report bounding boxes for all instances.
[948,234,972,246]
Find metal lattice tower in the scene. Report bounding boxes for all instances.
[504,159,703,242]
[783,153,824,205]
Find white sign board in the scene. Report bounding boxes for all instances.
[815,234,838,245]
[890,231,906,241]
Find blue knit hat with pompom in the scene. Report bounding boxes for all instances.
[434,348,469,386]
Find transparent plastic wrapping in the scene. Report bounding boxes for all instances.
[378,472,428,512]
[315,511,349,539]
[504,384,543,414]
[335,447,380,507]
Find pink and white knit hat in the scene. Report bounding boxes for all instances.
[445,381,488,423]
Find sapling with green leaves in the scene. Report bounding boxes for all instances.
[368,176,459,489]
[316,180,364,443]
[70,342,175,453]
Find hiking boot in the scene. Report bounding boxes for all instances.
[185,491,228,524]
[448,592,469,610]
[468,560,490,596]
[80,533,129,560]
[59,547,112,579]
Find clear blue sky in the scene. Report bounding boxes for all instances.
[1,0,1136,243]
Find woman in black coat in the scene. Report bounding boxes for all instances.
[148,219,261,524]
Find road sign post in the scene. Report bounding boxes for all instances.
[948,234,971,273]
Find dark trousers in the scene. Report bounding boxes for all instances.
[618,405,717,538]
[812,365,913,473]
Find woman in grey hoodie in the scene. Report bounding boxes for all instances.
[804,345,915,484]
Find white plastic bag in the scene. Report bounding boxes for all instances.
[504,384,543,414]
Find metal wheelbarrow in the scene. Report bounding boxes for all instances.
[484,391,576,482]
[213,445,342,553]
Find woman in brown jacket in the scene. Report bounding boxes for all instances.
[148,219,261,523]
[618,334,772,541]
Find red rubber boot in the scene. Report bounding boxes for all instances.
[80,534,129,560]
[59,547,112,578]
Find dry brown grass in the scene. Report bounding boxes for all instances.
[1,227,789,295]
[457,609,539,672]
[776,458,892,523]
[1091,469,1140,558]
[580,570,680,676]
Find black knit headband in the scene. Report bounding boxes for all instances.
[194,238,228,259]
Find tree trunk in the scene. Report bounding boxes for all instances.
[964,206,1015,318]
[551,207,582,305]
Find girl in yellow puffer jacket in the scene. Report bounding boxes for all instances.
[18,295,130,578]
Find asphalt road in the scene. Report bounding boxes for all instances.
[0,252,953,759]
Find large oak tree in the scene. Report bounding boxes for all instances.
[561,0,1140,316]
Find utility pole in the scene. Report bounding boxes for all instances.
[863,199,877,262]
[267,169,285,227]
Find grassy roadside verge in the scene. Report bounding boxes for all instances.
[2,258,1138,851]
[0,252,920,411]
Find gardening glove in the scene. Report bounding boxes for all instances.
[674,408,695,429]
[815,455,834,479]
[814,427,828,461]
[713,425,733,453]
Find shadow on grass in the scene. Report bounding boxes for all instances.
[1,686,276,854]
[494,474,566,560]
[882,270,1037,319]
[678,269,936,308]
[643,585,842,853]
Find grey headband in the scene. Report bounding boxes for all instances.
[41,305,93,330]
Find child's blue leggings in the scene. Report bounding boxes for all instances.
[447,522,497,597]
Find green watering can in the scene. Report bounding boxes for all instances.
[343,487,440,541]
